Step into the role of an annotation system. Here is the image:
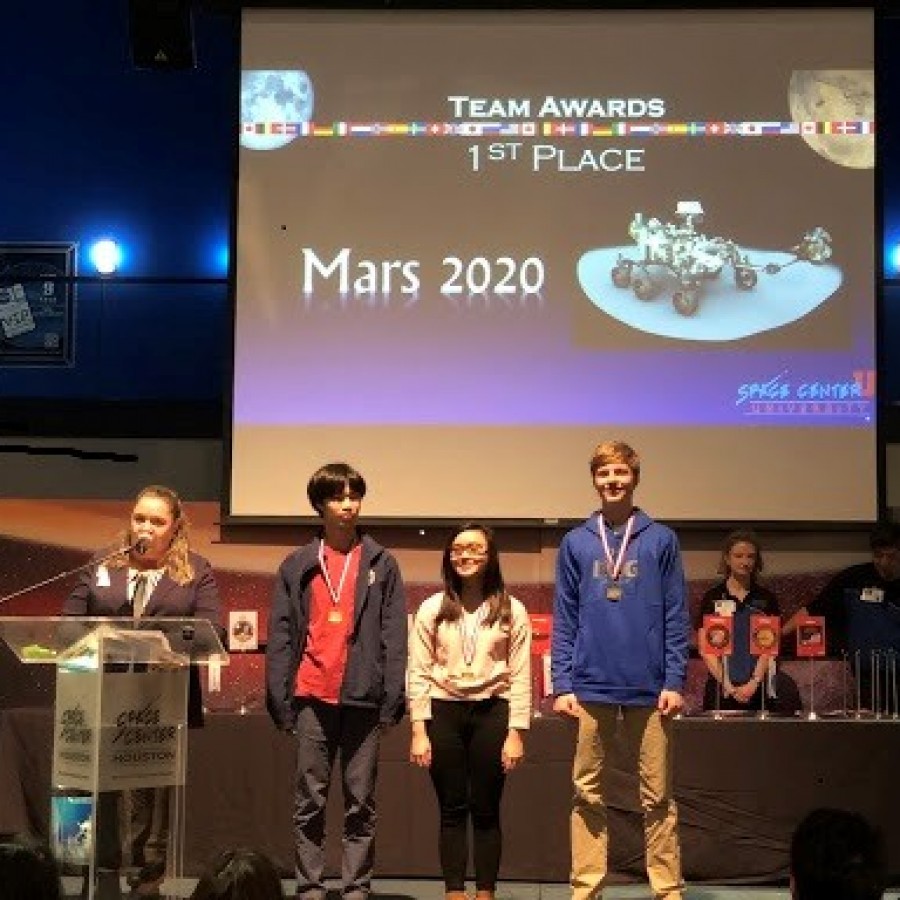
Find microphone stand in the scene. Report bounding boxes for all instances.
[0,541,145,607]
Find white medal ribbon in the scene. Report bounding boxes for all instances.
[598,513,635,582]
[459,603,488,671]
[318,540,356,607]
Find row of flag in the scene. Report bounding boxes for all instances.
[241,119,875,138]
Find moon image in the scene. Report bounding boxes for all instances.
[788,69,873,169]
[241,70,314,151]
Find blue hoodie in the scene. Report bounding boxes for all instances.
[551,509,689,706]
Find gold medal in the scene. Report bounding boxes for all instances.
[327,608,344,624]
[606,584,622,602]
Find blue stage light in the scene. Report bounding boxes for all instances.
[214,241,230,276]
[90,239,121,276]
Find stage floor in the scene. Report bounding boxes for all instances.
[59,878,900,900]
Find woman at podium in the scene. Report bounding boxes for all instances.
[63,484,223,899]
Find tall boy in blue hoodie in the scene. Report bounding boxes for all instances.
[552,440,689,900]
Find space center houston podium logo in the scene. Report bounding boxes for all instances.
[53,665,188,791]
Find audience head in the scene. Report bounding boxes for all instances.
[718,529,764,581]
[790,807,886,900]
[307,462,367,517]
[190,848,284,900]
[0,833,63,900]
[869,522,900,582]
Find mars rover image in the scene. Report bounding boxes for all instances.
[610,201,833,316]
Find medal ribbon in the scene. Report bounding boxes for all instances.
[318,540,356,607]
[459,603,488,669]
[598,514,635,581]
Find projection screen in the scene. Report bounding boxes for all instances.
[230,7,877,523]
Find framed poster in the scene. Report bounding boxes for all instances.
[0,242,76,365]
[228,610,259,652]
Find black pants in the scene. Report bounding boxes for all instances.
[426,698,509,891]
[95,788,170,870]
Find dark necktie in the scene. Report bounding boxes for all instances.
[131,574,149,619]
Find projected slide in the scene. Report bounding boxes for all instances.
[231,9,876,522]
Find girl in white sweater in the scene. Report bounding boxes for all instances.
[408,522,532,900]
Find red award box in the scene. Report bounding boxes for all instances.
[529,614,553,702]
[749,614,780,657]
[700,614,733,656]
[529,614,553,656]
[796,615,826,658]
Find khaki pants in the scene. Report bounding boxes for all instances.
[571,703,683,900]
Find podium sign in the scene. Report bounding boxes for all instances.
[54,663,187,791]
[0,616,226,900]
[51,625,190,791]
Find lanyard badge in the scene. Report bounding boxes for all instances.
[599,514,634,602]
[318,540,356,624]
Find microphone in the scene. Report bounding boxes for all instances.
[0,540,145,606]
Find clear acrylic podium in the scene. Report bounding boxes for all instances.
[0,616,228,900]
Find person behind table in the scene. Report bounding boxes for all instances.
[408,523,532,900]
[265,462,407,900]
[790,808,886,900]
[784,522,900,707]
[551,440,689,900]
[64,484,223,900]
[696,530,781,712]
[189,848,284,900]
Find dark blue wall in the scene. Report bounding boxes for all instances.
[0,0,237,412]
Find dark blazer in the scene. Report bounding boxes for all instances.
[265,533,407,731]
[64,549,223,726]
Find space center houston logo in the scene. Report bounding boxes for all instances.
[107,699,178,767]
[736,369,875,418]
[55,701,179,763]
[53,668,187,791]
[57,704,93,766]
[97,689,184,789]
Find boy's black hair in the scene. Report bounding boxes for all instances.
[307,462,366,516]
